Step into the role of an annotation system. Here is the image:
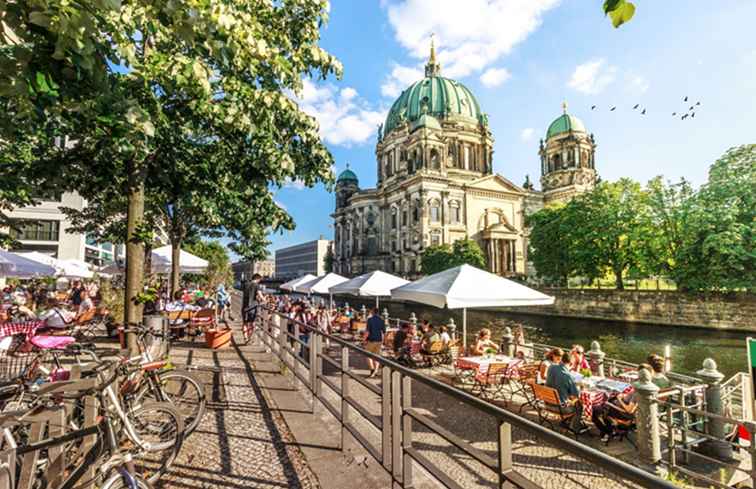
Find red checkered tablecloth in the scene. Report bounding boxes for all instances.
[0,320,44,341]
[455,355,512,374]
[579,390,608,419]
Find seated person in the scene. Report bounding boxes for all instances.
[393,324,409,355]
[166,291,199,313]
[420,323,441,353]
[9,298,37,321]
[546,352,581,404]
[591,376,639,442]
[472,328,498,356]
[569,344,589,373]
[538,348,563,384]
[77,290,94,317]
[438,325,451,346]
[647,354,671,388]
[39,298,75,328]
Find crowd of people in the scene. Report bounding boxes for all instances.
[1,280,99,327]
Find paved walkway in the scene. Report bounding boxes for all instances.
[162,336,321,489]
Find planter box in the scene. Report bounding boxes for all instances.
[205,328,233,350]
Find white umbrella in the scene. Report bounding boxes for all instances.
[329,270,409,308]
[151,245,208,273]
[19,252,94,278]
[0,250,56,278]
[280,274,316,292]
[390,264,554,351]
[294,272,348,307]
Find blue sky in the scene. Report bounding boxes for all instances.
[250,0,756,257]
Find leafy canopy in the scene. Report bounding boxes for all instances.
[421,239,487,275]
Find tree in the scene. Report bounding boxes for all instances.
[642,177,695,280]
[420,239,486,275]
[324,246,334,273]
[2,0,341,351]
[673,145,756,292]
[184,240,233,291]
[526,204,574,286]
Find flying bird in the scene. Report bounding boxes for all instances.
[689,106,695,111]
[641,109,646,115]
[633,104,640,109]
[696,101,701,106]
[591,105,597,110]
[681,114,689,120]
[672,112,677,116]
[684,96,688,102]
[610,106,616,111]
[691,112,695,118]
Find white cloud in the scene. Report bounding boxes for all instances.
[296,79,387,146]
[567,58,618,94]
[480,67,511,88]
[520,128,536,142]
[628,74,650,94]
[381,63,424,98]
[384,0,561,79]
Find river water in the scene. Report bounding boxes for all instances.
[338,298,750,379]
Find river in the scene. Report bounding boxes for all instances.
[338,297,750,379]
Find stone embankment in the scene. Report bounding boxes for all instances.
[509,289,756,331]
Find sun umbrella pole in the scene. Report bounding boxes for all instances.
[463,308,468,354]
[375,296,379,309]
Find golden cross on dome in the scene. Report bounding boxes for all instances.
[562,100,568,113]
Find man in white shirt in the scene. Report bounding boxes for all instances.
[40,300,75,329]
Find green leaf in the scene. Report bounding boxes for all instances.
[603,0,623,14]
[28,11,51,27]
[607,1,635,28]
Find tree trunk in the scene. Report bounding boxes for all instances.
[615,268,625,290]
[171,237,182,297]
[124,162,145,354]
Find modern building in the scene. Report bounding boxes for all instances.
[332,42,597,278]
[232,258,275,286]
[3,192,123,266]
[274,239,332,280]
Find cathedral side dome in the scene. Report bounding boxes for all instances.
[383,41,485,137]
[336,167,359,184]
[546,102,587,139]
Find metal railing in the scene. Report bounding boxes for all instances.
[254,306,676,489]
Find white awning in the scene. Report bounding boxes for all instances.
[151,246,209,273]
[329,270,409,297]
[0,250,57,278]
[293,273,348,294]
[280,274,317,291]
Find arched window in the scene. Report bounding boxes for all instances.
[430,149,440,169]
[391,207,397,229]
[551,154,560,171]
[429,199,441,223]
[412,200,419,222]
[449,201,461,224]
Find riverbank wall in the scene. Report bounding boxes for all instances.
[508,289,756,331]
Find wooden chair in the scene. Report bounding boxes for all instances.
[471,363,510,400]
[420,341,447,369]
[531,384,584,439]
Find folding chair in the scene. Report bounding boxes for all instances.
[531,384,585,439]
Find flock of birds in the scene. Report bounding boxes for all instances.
[589,96,702,120]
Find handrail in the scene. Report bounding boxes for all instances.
[258,305,677,489]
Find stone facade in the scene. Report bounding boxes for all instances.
[510,289,756,331]
[332,46,597,279]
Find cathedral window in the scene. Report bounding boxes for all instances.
[450,202,461,224]
[402,209,408,227]
[464,146,470,170]
[429,200,441,223]
[430,149,440,169]
[412,201,419,222]
[391,208,397,229]
[430,233,441,246]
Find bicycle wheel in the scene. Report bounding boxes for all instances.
[126,401,184,485]
[135,370,206,437]
[102,472,154,489]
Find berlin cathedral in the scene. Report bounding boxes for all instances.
[332,43,598,278]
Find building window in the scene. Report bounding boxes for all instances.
[430,233,441,246]
[464,146,470,170]
[412,202,419,222]
[429,201,440,223]
[402,209,408,226]
[9,220,60,242]
[391,211,397,229]
[451,204,461,224]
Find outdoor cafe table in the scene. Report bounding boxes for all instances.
[456,355,512,374]
[572,374,634,419]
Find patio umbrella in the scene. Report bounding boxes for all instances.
[151,246,209,273]
[390,264,554,351]
[18,252,94,278]
[0,250,56,278]
[294,272,348,307]
[280,274,316,292]
[328,270,409,309]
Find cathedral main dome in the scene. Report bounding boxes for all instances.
[383,42,485,136]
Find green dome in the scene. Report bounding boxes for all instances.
[384,76,484,136]
[546,110,587,139]
[336,168,358,184]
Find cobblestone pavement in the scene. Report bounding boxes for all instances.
[159,332,320,489]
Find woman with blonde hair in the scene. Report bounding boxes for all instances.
[473,328,498,356]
